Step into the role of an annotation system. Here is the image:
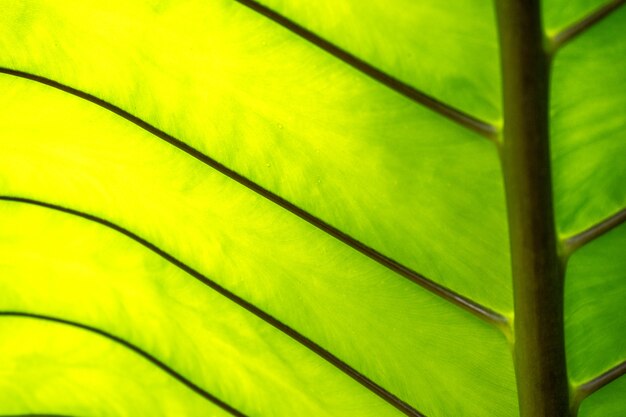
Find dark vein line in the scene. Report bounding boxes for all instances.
[577,360,626,397]
[232,0,497,139]
[550,0,626,52]
[562,207,626,257]
[0,312,247,417]
[0,196,425,417]
[571,360,626,414]
[0,68,506,329]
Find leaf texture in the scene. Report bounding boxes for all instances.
[552,6,626,236]
[565,222,626,384]
[242,0,502,123]
[0,0,625,416]
[0,0,513,315]
[0,317,232,417]
[0,75,516,416]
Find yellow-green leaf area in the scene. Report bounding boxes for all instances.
[0,0,512,313]
[0,203,401,417]
[253,0,502,122]
[0,75,517,415]
[0,318,231,417]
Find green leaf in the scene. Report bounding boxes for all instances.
[0,73,514,417]
[566,223,626,385]
[552,6,626,236]
[0,1,624,417]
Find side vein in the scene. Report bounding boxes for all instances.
[550,0,626,52]
[0,196,424,417]
[562,207,626,257]
[0,68,506,329]
[0,312,247,417]
[232,0,498,139]
[571,360,626,414]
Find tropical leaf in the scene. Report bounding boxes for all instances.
[0,1,624,416]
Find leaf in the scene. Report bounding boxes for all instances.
[0,1,624,417]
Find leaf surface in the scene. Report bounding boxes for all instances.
[0,75,515,416]
[0,0,625,416]
[0,0,513,315]
[551,7,626,236]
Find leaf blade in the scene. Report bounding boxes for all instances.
[0,71,517,416]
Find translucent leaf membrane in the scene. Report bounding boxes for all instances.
[0,203,400,417]
[0,318,230,417]
[542,0,607,34]
[579,376,626,417]
[252,0,502,122]
[0,78,517,416]
[551,7,626,237]
[565,222,626,384]
[0,0,512,313]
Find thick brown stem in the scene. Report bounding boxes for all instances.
[495,0,570,416]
